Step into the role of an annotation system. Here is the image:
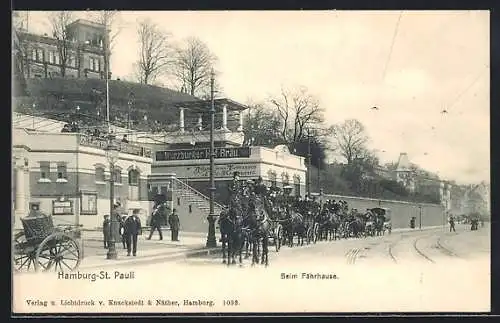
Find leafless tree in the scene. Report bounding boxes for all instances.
[134,18,173,85]
[268,86,326,146]
[331,119,369,165]
[86,11,122,78]
[171,37,218,97]
[47,11,74,77]
[243,101,283,146]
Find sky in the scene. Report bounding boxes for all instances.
[17,10,490,184]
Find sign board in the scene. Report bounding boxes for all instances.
[79,136,152,158]
[192,164,258,178]
[155,147,251,161]
[52,200,74,215]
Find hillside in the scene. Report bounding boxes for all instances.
[13,78,201,131]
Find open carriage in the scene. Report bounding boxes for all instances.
[13,214,83,273]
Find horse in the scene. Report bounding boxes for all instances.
[245,196,271,266]
[347,214,365,238]
[222,196,246,266]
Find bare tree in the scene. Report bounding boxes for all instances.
[86,11,121,78]
[172,37,218,97]
[268,86,326,147]
[134,18,173,85]
[48,11,74,77]
[243,101,283,146]
[331,119,369,165]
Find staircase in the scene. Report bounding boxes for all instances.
[171,178,225,233]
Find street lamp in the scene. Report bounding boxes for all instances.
[206,69,217,248]
[105,139,120,260]
[419,204,422,230]
[306,128,312,198]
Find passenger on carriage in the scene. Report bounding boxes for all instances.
[228,171,242,198]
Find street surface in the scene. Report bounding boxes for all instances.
[13,224,490,313]
[179,223,489,267]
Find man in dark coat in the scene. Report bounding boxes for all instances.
[254,176,268,197]
[168,208,180,241]
[102,214,110,249]
[124,209,142,256]
[120,216,127,249]
[147,203,164,240]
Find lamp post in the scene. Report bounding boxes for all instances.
[206,69,217,248]
[419,204,422,230]
[105,139,120,260]
[306,128,312,198]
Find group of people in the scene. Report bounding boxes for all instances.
[102,201,181,257]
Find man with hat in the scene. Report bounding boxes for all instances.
[168,208,180,241]
[147,202,165,240]
[124,209,142,256]
[102,214,111,249]
[228,171,242,199]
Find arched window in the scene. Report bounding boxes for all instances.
[113,166,122,184]
[128,168,140,201]
[268,170,277,188]
[128,169,139,186]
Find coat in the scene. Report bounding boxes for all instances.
[124,215,142,236]
[168,213,180,230]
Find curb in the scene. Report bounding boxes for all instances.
[79,247,222,270]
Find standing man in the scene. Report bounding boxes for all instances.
[120,216,127,249]
[147,203,164,240]
[124,209,142,256]
[449,213,456,233]
[168,208,180,241]
[102,214,110,249]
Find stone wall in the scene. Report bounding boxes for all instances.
[320,194,446,229]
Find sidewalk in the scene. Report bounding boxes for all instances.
[79,230,219,269]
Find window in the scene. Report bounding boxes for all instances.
[48,51,54,64]
[128,170,139,186]
[57,164,67,179]
[113,168,122,184]
[268,171,277,188]
[36,48,44,62]
[39,162,50,182]
[56,163,68,183]
[95,166,105,182]
[96,59,101,72]
[128,169,140,201]
[90,57,96,71]
[31,49,37,61]
[80,192,97,215]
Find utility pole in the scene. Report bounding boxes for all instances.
[306,130,311,197]
[206,69,217,248]
[419,204,422,230]
[104,14,110,134]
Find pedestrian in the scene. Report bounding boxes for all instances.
[147,203,164,240]
[124,209,142,256]
[449,214,456,233]
[120,216,127,249]
[102,214,110,249]
[168,208,180,241]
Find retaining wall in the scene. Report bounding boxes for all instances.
[319,194,446,229]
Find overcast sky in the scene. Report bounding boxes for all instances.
[19,10,490,184]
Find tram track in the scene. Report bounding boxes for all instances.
[412,236,435,263]
[436,236,461,258]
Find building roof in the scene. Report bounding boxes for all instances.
[67,19,105,30]
[171,98,248,112]
[396,152,411,171]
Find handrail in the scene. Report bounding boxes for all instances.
[172,177,225,210]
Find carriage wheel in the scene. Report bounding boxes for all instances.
[13,232,39,272]
[34,233,81,273]
[313,223,320,243]
[275,224,282,252]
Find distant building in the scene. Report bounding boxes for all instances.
[15,19,109,80]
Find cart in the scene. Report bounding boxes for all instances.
[13,214,83,273]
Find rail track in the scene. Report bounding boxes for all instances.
[412,236,436,263]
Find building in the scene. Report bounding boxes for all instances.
[12,128,153,229]
[15,19,108,80]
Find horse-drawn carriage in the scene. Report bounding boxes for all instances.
[369,207,391,235]
[13,213,83,273]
